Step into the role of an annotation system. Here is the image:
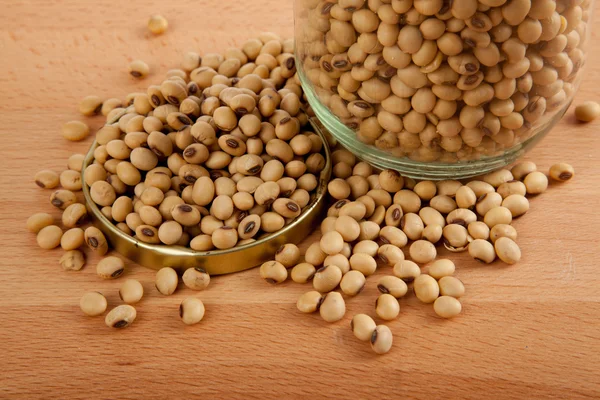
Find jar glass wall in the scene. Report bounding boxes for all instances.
[295,0,594,179]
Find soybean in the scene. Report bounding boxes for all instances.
[260,260,287,284]
[105,305,137,328]
[438,276,465,298]
[62,121,89,141]
[50,189,77,210]
[60,227,85,251]
[182,267,211,291]
[313,265,343,293]
[409,240,437,264]
[37,225,63,250]
[27,213,54,233]
[179,297,206,325]
[371,325,393,355]
[414,274,439,303]
[335,215,361,242]
[319,292,346,323]
[468,239,496,263]
[97,256,125,279]
[502,194,529,217]
[291,263,317,284]
[350,253,377,276]
[324,254,350,274]
[511,162,537,181]
[549,163,574,182]
[351,314,376,342]
[490,224,518,244]
[320,231,344,255]
[129,60,150,78]
[60,250,86,271]
[377,276,408,298]
[119,279,144,304]
[156,267,179,295]
[85,227,108,255]
[393,260,421,282]
[297,291,324,313]
[305,241,327,266]
[79,95,103,116]
[375,294,400,321]
[433,296,462,318]
[428,259,455,279]
[524,171,548,194]
[484,206,513,228]
[35,170,59,189]
[148,15,168,34]
[340,270,366,296]
[575,101,600,122]
[494,237,521,264]
[80,292,107,316]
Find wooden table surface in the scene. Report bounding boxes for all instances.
[1,1,600,398]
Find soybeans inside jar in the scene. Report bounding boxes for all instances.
[295,0,592,178]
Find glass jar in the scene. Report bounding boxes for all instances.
[295,0,594,179]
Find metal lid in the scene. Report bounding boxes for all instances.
[82,123,332,275]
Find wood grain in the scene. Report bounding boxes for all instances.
[1,1,599,398]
